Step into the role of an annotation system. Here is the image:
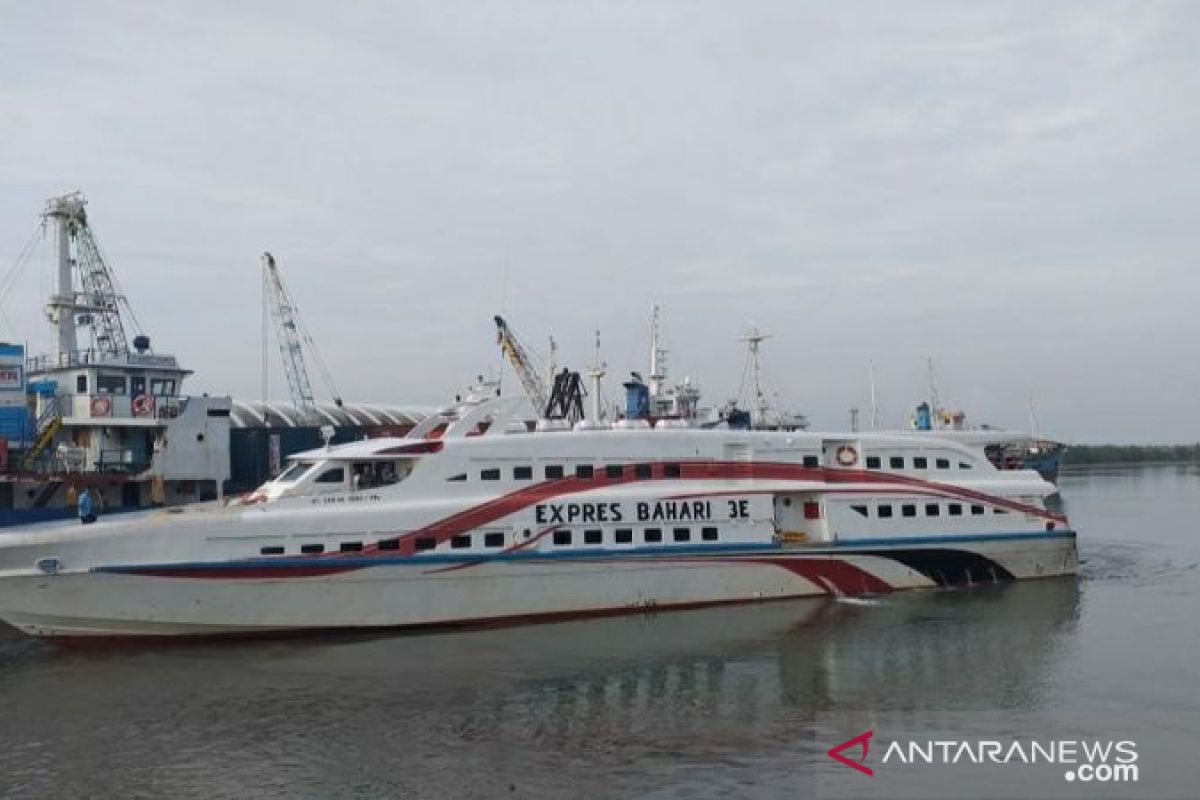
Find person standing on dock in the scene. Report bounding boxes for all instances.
[78,487,97,525]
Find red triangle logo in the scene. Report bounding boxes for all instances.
[827,730,874,776]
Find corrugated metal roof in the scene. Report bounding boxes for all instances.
[229,400,429,429]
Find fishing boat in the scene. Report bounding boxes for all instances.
[0,364,1076,638]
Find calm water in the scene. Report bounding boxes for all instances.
[1,466,1197,799]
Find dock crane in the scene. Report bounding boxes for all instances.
[261,252,342,423]
[493,315,551,416]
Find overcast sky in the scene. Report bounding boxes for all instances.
[1,1,1196,443]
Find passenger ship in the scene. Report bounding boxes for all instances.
[0,379,1077,638]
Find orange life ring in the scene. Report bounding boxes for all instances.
[836,444,858,466]
[132,393,156,417]
[90,395,112,417]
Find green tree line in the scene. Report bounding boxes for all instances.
[1063,444,1200,465]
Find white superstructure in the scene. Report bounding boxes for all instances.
[0,393,1076,639]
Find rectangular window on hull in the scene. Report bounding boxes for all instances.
[545,465,564,479]
[644,528,663,543]
[890,456,904,469]
[480,469,500,481]
[451,535,471,549]
[673,527,691,542]
[513,466,532,481]
[663,463,681,478]
[584,529,602,544]
[378,539,400,551]
[912,457,928,469]
[948,504,963,516]
[339,541,363,553]
[553,530,572,546]
[615,528,633,544]
[803,455,820,468]
[260,546,284,555]
[315,468,345,484]
[865,456,881,469]
[576,465,594,479]
[878,505,894,518]
[959,462,974,470]
[935,458,950,469]
[605,465,624,479]
[901,504,917,518]
[851,505,869,517]
[415,537,436,552]
[634,464,652,479]
[925,504,940,517]
[701,527,719,541]
[971,505,985,516]
[484,532,505,548]
[301,543,324,554]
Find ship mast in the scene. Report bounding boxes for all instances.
[648,303,667,397]
[740,326,772,428]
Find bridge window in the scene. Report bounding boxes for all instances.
[878,505,894,518]
[912,457,928,470]
[97,374,127,395]
[315,467,345,484]
[415,537,436,551]
[480,468,500,481]
[605,465,624,479]
[513,466,532,481]
[553,530,572,546]
[673,527,691,542]
[545,465,564,479]
[615,528,633,544]
[484,532,505,547]
[644,527,663,543]
[575,464,594,479]
[663,463,681,478]
[925,503,940,517]
[948,503,963,516]
[865,456,881,469]
[451,535,471,549]
[901,504,916,518]
[890,456,904,469]
[701,527,719,541]
[260,546,284,555]
[301,543,324,554]
[339,541,363,552]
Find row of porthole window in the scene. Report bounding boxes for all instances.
[851,502,1006,519]
[864,455,972,471]
[260,526,721,556]
[459,462,685,483]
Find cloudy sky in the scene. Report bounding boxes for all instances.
[1,1,1195,443]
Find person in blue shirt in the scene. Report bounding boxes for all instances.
[78,487,97,525]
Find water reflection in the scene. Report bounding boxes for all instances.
[0,579,1081,798]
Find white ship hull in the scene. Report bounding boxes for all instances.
[0,534,1075,638]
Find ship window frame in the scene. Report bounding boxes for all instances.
[447,473,467,482]
[583,529,602,545]
[673,527,691,542]
[959,462,974,470]
[451,534,472,549]
[970,505,986,516]
[314,467,345,485]
[634,463,652,479]
[513,466,533,481]
[575,464,594,479]
[803,455,820,468]
[948,503,963,516]
[415,537,437,552]
[865,456,881,469]
[878,504,894,518]
[663,463,681,478]
[553,530,572,546]
[935,458,951,469]
[275,461,314,484]
[378,538,400,551]
[889,456,904,469]
[484,532,505,548]
[300,543,325,554]
[850,504,869,518]
[701,526,719,541]
[480,468,500,481]
[96,374,127,395]
[901,504,917,518]
[644,527,663,543]
[545,465,565,479]
[605,464,624,479]
[614,528,633,544]
[339,541,363,553]
[912,457,928,470]
[260,545,284,556]
[925,503,941,517]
